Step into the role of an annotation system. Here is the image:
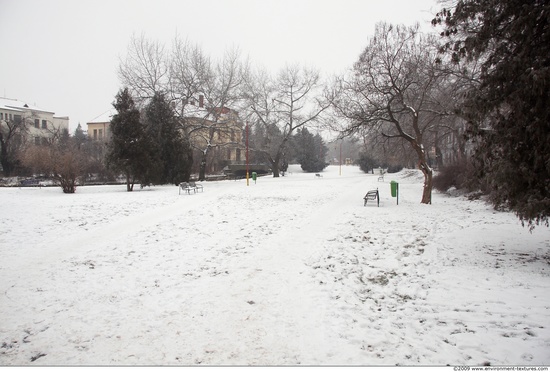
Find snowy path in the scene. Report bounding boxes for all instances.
[1,165,549,365]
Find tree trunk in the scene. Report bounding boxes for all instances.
[199,151,207,181]
[420,162,433,204]
[126,172,134,192]
[270,150,283,178]
[199,158,206,181]
[271,158,280,177]
[271,138,290,178]
[412,142,433,204]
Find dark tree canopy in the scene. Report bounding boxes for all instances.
[292,128,328,173]
[107,88,155,191]
[144,92,193,185]
[434,0,550,228]
[0,113,27,176]
[357,152,376,174]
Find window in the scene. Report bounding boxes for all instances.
[35,119,40,128]
[236,148,241,162]
[0,113,3,120]
[9,114,12,120]
[35,137,40,145]
[41,137,48,146]
[93,129,98,140]
[98,129,103,139]
[42,120,47,129]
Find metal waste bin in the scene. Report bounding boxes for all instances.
[390,181,398,197]
[252,172,257,182]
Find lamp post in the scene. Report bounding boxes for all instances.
[246,122,249,186]
[339,139,342,176]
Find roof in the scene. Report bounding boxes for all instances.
[88,108,116,124]
[0,97,54,114]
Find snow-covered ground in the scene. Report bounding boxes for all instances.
[1,165,549,366]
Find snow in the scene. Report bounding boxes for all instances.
[0,97,54,114]
[1,165,549,366]
[88,108,116,124]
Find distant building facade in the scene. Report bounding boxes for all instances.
[0,97,69,145]
[87,109,114,142]
[89,96,244,175]
[183,97,244,173]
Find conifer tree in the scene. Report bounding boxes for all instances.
[293,128,328,173]
[107,88,154,191]
[434,0,550,228]
[144,92,193,185]
[73,123,87,148]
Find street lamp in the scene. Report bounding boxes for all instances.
[246,122,249,186]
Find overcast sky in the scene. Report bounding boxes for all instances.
[0,0,439,131]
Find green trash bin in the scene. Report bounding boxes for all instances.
[390,181,398,197]
[252,172,257,182]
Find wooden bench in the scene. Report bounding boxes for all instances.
[364,188,379,207]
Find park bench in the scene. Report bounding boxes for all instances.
[179,181,204,194]
[179,182,195,195]
[19,179,41,188]
[315,173,323,178]
[364,188,379,207]
[189,181,203,192]
[377,169,385,182]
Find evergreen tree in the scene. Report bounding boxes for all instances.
[357,152,376,174]
[106,88,154,191]
[73,123,87,149]
[293,128,328,172]
[144,92,193,185]
[434,0,550,228]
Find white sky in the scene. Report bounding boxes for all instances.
[0,0,439,131]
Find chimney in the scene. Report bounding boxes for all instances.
[199,95,204,108]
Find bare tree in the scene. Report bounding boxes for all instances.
[245,64,330,177]
[0,114,32,176]
[185,47,247,181]
[331,23,449,204]
[118,33,168,102]
[21,139,88,193]
[167,37,211,117]
[119,36,248,180]
[427,57,483,167]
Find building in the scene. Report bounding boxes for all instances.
[0,97,69,145]
[89,96,245,175]
[183,96,244,174]
[87,109,114,142]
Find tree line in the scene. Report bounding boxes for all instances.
[1,0,547,228]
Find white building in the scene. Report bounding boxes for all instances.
[0,97,69,145]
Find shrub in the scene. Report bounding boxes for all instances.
[387,165,403,173]
[357,152,376,173]
[433,161,473,193]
